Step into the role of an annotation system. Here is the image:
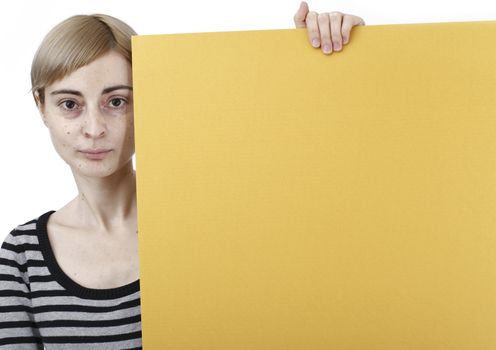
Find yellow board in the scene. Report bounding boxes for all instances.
[132,22,496,349]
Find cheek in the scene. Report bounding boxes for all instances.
[127,124,135,140]
[125,116,135,141]
[106,118,134,150]
[128,114,134,128]
[49,123,79,150]
[122,120,136,155]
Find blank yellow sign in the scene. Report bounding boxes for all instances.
[132,22,496,349]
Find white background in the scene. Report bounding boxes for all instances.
[1,0,495,239]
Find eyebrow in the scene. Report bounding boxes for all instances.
[49,85,133,96]
[102,85,133,94]
[50,89,82,96]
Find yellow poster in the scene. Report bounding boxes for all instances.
[132,22,496,349]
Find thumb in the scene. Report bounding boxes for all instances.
[294,1,309,28]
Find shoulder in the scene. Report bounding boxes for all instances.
[0,211,55,286]
[1,210,55,262]
[0,212,52,298]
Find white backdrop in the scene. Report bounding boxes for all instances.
[1,0,495,239]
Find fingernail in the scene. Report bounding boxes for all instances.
[334,42,341,51]
[343,36,348,44]
[323,45,331,54]
[312,38,320,48]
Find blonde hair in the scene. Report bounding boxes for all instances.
[31,14,136,105]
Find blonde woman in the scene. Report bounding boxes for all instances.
[0,2,364,349]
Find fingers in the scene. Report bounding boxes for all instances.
[294,1,309,28]
[341,15,365,44]
[317,13,331,53]
[313,12,344,54]
[303,7,366,55]
[329,12,343,52]
[305,11,321,48]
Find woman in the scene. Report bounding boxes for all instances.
[0,2,364,348]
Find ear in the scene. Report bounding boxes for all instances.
[34,90,48,127]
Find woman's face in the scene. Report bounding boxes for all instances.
[40,51,134,178]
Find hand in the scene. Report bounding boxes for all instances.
[294,1,365,55]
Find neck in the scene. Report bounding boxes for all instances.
[70,160,137,233]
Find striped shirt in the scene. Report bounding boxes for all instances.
[0,211,142,349]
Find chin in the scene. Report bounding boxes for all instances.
[74,169,117,179]
[70,161,121,178]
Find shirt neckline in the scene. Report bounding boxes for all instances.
[37,210,140,300]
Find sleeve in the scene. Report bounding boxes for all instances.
[0,230,44,349]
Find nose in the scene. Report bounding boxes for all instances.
[81,106,107,139]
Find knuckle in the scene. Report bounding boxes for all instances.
[318,14,329,24]
[329,11,342,18]
[294,13,305,21]
[341,14,351,25]
[319,17,330,27]
[310,30,320,38]
[331,34,342,42]
[341,23,352,32]
[307,11,318,19]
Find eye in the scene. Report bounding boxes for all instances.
[59,100,79,112]
[61,100,78,110]
[109,98,127,108]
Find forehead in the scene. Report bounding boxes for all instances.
[46,51,132,93]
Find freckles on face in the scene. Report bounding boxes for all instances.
[47,122,79,156]
[41,51,134,177]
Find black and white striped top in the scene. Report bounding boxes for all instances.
[0,211,142,349]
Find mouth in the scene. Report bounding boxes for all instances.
[79,149,111,154]
[79,149,112,160]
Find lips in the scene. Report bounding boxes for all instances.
[79,149,112,160]
[79,149,112,154]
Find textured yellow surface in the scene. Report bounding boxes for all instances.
[132,22,496,349]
